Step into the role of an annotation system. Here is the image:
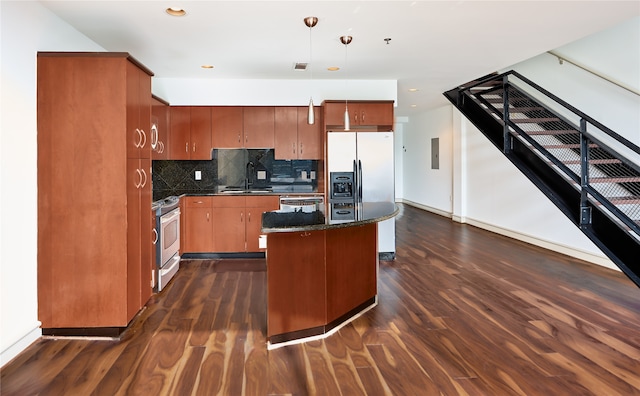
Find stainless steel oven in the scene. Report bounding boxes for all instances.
[155,196,181,292]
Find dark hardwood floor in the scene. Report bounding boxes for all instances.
[2,203,640,395]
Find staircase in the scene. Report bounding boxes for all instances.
[444,71,640,288]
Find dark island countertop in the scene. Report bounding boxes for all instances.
[261,202,399,233]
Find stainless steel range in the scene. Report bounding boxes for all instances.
[154,196,181,292]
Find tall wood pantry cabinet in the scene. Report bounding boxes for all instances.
[37,52,154,335]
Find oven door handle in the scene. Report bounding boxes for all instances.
[161,255,180,274]
[160,209,181,224]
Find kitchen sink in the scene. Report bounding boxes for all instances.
[220,189,273,194]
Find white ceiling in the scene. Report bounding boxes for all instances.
[38,0,640,117]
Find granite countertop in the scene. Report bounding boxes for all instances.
[261,202,399,233]
[174,188,322,197]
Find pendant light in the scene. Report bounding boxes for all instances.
[340,35,353,131]
[304,16,318,125]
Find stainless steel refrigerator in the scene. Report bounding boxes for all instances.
[327,132,395,257]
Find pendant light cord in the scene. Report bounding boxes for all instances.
[309,24,313,92]
[344,38,348,109]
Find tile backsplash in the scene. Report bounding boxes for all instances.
[152,149,318,201]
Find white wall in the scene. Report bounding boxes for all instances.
[393,121,405,201]
[401,105,453,216]
[459,113,615,267]
[153,78,397,106]
[0,1,105,366]
[401,18,640,270]
[505,16,639,156]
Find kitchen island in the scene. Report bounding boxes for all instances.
[262,202,398,348]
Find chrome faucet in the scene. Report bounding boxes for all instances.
[245,161,255,189]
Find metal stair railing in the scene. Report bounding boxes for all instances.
[446,70,640,286]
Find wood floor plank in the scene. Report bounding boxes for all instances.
[172,345,205,395]
[2,204,639,395]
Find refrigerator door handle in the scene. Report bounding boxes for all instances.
[353,159,358,202]
[358,159,363,202]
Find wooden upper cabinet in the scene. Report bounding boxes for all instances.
[296,106,323,159]
[274,106,322,160]
[323,101,394,130]
[189,106,212,160]
[169,106,191,160]
[168,106,212,160]
[126,61,152,159]
[151,96,169,160]
[211,106,243,148]
[243,106,275,148]
[274,107,298,160]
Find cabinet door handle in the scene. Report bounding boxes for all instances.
[134,168,142,188]
[193,142,197,152]
[152,228,158,244]
[150,124,158,150]
[299,143,303,155]
[140,168,148,188]
[185,142,189,153]
[134,128,142,148]
[207,212,210,221]
[139,128,147,148]
[292,142,296,155]
[248,212,251,223]
[237,133,241,143]
[158,141,165,154]
[240,212,243,223]
[300,232,311,237]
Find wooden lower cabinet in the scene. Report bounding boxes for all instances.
[182,195,279,253]
[127,157,153,318]
[267,230,327,336]
[325,224,377,322]
[266,223,377,341]
[212,198,246,252]
[245,196,279,252]
[183,196,214,253]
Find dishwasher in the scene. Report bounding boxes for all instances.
[279,195,325,214]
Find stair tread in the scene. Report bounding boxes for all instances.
[563,159,622,165]
[510,107,545,112]
[512,117,561,123]
[543,144,598,149]
[605,196,640,205]
[526,130,578,135]
[590,177,640,183]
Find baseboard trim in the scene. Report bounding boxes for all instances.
[400,200,618,271]
[1,324,42,368]
[400,199,452,219]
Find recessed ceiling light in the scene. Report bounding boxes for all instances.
[410,104,417,107]
[201,65,214,69]
[327,66,340,71]
[408,88,419,92]
[166,7,186,16]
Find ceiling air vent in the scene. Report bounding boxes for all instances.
[294,62,308,71]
